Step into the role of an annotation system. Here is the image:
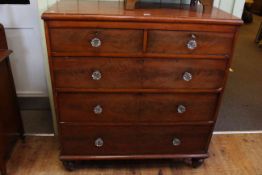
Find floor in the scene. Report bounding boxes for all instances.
[6,134,262,175]
[215,15,262,131]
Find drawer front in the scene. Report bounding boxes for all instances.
[60,125,212,155]
[49,28,143,54]
[147,30,234,55]
[53,58,227,89]
[58,93,218,123]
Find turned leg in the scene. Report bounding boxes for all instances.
[62,160,76,171]
[191,158,205,168]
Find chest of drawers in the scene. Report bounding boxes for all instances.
[42,0,242,170]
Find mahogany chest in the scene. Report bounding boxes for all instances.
[42,0,242,170]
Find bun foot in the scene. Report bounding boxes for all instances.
[191,158,204,168]
[62,160,76,171]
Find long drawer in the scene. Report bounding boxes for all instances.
[58,93,218,123]
[53,58,227,89]
[49,28,143,54]
[147,30,234,55]
[60,124,212,156]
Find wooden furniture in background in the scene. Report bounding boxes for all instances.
[252,0,262,15]
[255,22,262,47]
[0,24,24,175]
[42,0,242,171]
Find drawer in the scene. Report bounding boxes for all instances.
[60,124,212,156]
[53,58,227,89]
[49,28,143,54]
[147,30,234,55]
[58,93,218,123]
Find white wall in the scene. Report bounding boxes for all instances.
[0,1,48,97]
[214,0,245,18]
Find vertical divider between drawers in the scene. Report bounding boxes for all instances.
[143,29,148,53]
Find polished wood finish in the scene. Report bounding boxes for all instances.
[42,0,242,170]
[53,58,227,89]
[58,93,218,123]
[147,30,234,55]
[0,50,12,62]
[0,24,24,175]
[6,134,262,174]
[60,124,212,156]
[42,1,241,25]
[50,28,143,54]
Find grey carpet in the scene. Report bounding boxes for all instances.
[215,15,262,131]
[21,110,54,134]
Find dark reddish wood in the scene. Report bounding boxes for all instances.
[60,124,212,156]
[56,88,223,93]
[147,30,234,55]
[42,0,242,169]
[0,50,12,62]
[50,28,143,54]
[58,92,218,123]
[53,58,227,89]
[60,153,209,160]
[0,23,24,175]
[205,27,241,152]
[143,30,148,52]
[48,21,238,33]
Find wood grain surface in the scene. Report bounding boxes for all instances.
[58,93,218,123]
[53,58,227,89]
[41,1,242,25]
[6,134,262,175]
[60,124,212,156]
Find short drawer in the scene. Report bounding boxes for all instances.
[49,28,143,54]
[147,30,234,55]
[53,58,227,89]
[58,93,218,123]
[60,124,212,156]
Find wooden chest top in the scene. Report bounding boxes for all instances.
[42,0,242,25]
